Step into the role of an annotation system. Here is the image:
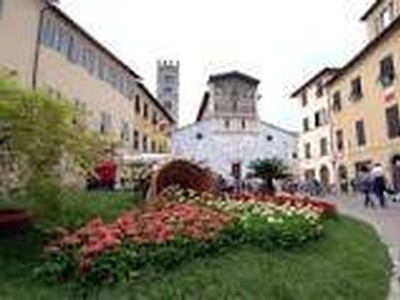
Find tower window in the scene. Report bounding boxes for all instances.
[241,120,246,129]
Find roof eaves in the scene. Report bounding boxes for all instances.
[327,15,400,87]
[196,92,210,122]
[48,4,141,80]
[290,67,339,98]
[208,71,260,85]
[360,0,384,21]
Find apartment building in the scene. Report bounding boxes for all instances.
[291,68,338,190]
[0,0,175,161]
[327,0,400,192]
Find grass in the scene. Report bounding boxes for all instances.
[0,215,391,300]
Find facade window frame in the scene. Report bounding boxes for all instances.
[379,54,396,88]
[355,120,367,146]
[301,91,308,107]
[303,117,310,132]
[336,129,344,152]
[332,91,342,113]
[315,80,324,98]
[320,137,328,156]
[304,143,312,159]
[386,104,400,139]
[133,130,140,150]
[350,76,363,101]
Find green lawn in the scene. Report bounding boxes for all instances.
[0,189,142,229]
[0,215,391,300]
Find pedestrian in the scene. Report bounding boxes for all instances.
[358,165,374,208]
[371,163,387,208]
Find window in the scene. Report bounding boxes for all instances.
[241,119,246,129]
[350,77,363,100]
[232,100,238,112]
[143,103,149,119]
[315,111,322,128]
[301,92,308,107]
[303,118,310,132]
[196,133,203,140]
[40,17,56,47]
[164,75,175,84]
[120,121,130,142]
[100,112,112,134]
[386,104,400,139]
[82,47,96,74]
[224,119,230,129]
[163,87,173,94]
[133,130,140,150]
[336,129,344,152]
[316,80,324,98]
[165,101,172,110]
[97,57,107,81]
[142,135,148,152]
[152,111,158,125]
[266,135,274,142]
[355,120,367,146]
[304,143,312,159]
[378,2,394,32]
[320,138,328,156]
[67,36,80,63]
[332,91,342,112]
[135,95,141,114]
[379,55,395,87]
[151,141,157,153]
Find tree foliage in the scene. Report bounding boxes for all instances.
[247,158,290,194]
[0,77,101,207]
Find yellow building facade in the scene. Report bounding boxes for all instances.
[327,0,400,191]
[0,0,174,161]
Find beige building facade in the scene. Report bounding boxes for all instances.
[326,0,400,192]
[0,0,174,162]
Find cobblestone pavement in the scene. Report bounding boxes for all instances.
[328,194,400,300]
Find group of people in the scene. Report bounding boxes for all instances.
[358,163,392,208]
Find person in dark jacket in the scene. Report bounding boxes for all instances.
[371,164,387,208]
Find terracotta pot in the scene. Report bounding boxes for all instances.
[0,209,32,230]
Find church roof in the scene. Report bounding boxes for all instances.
[196,92,210,122]
[208,71,260,85]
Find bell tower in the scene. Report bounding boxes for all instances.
[156,60,180,124]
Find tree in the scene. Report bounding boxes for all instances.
[0,76,101,218]
[247,158,290,194]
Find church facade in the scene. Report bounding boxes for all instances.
[172,71,298,179]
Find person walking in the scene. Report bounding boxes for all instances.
[358,165,374,208]
[371,163,387,208]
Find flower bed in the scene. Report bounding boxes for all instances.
[36,190,336,286]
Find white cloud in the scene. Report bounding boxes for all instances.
[59,0,374,130]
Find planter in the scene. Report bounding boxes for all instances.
[0,209,32,230]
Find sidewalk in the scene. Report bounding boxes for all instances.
[329,194,400,300]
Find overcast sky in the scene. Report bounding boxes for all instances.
[60,0,374,130]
